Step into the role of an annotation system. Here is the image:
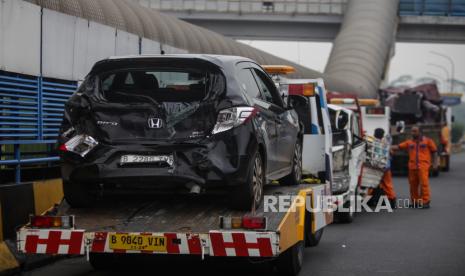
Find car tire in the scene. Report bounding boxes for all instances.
[280,140,302,186]
[336,190,357,224]
[304,212,324,247]
[63,180,94,208]
[230,151,264,211]
[276,241,304,276]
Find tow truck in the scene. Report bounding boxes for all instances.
[328,96,390,202]
[326,95,366,223]
[16,66,334,276]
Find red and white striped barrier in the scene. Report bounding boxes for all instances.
[17,229,279,258]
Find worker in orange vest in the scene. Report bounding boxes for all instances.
[374,128,396,209]
[391,126,438,209]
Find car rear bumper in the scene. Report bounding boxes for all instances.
[61,126,258,189]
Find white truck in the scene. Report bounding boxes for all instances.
[359,101,391,195]
[327,103,366,223]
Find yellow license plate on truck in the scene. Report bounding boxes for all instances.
[109,234,166,252]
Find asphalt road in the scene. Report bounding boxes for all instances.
[22,153,465,276]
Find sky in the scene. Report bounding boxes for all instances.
[239,40,465,91]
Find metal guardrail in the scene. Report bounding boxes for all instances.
[138,0,348,15]
[399,0,465,16]
[0,70,77,183]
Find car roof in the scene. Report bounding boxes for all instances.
[104,54,255,68]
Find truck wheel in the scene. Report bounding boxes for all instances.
[231,151,264,210]
[63,180,94,208]
[442,156,450,172]
[280,140,302,186]
[276,241,304,276]
[336,197,355,224]
[89,253,115,270]
[304,212,324,247]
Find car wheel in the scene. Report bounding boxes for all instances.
[231,151,264,211]
[63,180,95,208]
[280,140,302,186]
[275,241,304,276]
[336,189,357,224]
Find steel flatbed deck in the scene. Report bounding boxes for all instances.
[54,184,315,233]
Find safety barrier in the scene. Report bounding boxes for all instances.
[0,70,77,183]
[399,0,465,16]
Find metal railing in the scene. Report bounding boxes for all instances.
[0,70,77,183]
[138,0,348,15]
[399,0,465,16]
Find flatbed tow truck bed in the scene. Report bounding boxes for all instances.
[17,182,332,274]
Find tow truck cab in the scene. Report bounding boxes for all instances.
[327,95,366,223]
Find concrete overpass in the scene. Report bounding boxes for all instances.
[138,0,465,44]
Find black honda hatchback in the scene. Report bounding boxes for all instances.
[59,55,302,210]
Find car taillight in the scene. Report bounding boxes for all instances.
[220,216,267,230]
[59,134,98,157]
[212,107,257,134]
[30,215,74,229]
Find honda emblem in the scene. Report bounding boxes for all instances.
[148,117,163,129]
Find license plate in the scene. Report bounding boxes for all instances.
[120,154,173,166]
[108,234,167,252]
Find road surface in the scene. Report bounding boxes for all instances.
[24,153,465,276]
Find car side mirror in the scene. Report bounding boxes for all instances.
[282,93,293,109]
[335,111,349,130]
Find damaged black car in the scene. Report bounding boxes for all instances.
[58,55,302,210]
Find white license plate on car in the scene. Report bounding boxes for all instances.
[120,155,173,166]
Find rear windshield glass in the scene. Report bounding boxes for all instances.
[100,70,209,104]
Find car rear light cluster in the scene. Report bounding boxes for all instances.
[30,215,74,229]
[212,106,257,134]
[59,134,98,157]
[219,216,267,230]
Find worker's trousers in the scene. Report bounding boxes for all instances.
[380,170,396,200]
[408,168,431,204]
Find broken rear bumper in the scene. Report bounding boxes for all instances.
[61,125,259,189]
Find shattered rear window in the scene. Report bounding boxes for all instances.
[100,70,208,102]
[99,69,212,125]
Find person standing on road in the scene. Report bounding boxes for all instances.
[374,128,397,209]
[391,126,438,209]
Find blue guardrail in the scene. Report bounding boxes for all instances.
[0,70,77,183]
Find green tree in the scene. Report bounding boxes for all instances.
[451,122,464,143]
